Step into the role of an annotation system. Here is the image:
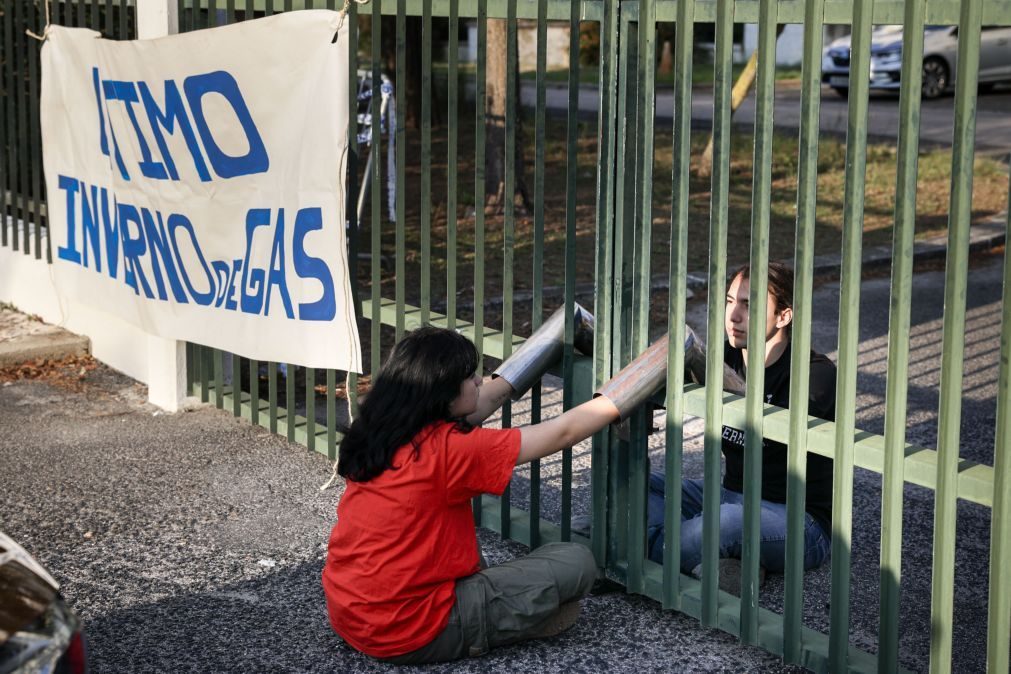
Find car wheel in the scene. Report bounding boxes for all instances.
[831,86,848,99]
[921,57,949,99]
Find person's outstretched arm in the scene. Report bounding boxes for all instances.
[516,396,620,465]
[465,376,515,427]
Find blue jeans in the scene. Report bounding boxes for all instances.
[646,474,831,574]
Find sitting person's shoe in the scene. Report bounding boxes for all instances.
[691,558,766,596]
[533,600,582,639]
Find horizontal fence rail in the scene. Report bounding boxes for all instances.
[3,0,1011,672]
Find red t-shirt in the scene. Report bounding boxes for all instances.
[322,421,521,658]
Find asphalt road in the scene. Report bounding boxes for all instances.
[523,81,1011,157]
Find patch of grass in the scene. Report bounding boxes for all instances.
[354,112,1008,334]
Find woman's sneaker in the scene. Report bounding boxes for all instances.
[533,601,582,639]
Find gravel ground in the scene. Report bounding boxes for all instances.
[1,368,799,673]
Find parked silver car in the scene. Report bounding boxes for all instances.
[822,24,1011,99]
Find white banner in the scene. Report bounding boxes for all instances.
[41,11,361,372]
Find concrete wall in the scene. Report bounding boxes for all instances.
[0,226,152,383]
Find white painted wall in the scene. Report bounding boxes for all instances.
[0,225,151,384]
[0,1,188,411]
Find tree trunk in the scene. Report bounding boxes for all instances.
[698,25,786,179]
[484,19,530,214]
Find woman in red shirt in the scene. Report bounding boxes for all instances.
[323,326,622,664]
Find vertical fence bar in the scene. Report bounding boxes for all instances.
[286,364,295,442]
[420,0,431,324]
[185,343,196,396]
[28,0,42,260]
[445,0,458,327]
[741,0,777,644]
[609,13,637,569]
[471,0,486,525]
[591,0,618,564]
[559,0,581,542]
[528,0,547,550]
[199,346,210,402]
[663,0,694,611]
[226,0,234,24]
[701,0,734,627]
[214,350,224,408]
[626,0,655,596]
[209,0,217,27]
[987,182,1011,674]
[930,1,981,671]
[784,0,825,660]
[370,0,382,375]
[251,358,260,426]
[876,0,925,670]
[327,369,337,460]
[498,0,517,541]
[190,343,202,397]
[15,0,26,253]
[176,0,186,34]
[118,0,128,38]
[231,353,241,416]
[0,0,10,249]
[345,0,360,422]
[829,0,874,664]
[394,0,406,339]
[268,361,278,433]
[6,0,18,252]
[306,367,316,453]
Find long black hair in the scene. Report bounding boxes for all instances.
[338,327,480,482]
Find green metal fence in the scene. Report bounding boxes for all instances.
[0,0,135,260]
[3,0,1011,670]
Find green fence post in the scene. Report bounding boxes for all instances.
[829,0,874,665]
[784,0,826,660]
[701,0,734,627]
[986,180,1011,673]
[741,0,779,644]
[591,0,618,566]
[930,1,982,671]
[877,0,926,670]
[662,0,694,611]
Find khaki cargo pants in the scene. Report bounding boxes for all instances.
[383,542,598,665]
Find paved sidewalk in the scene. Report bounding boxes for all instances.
[0,306,89,366]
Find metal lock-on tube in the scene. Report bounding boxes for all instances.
[684,325,746,395]
[595,326,747,423]
[493,303,595,400]
[595,334,670,423]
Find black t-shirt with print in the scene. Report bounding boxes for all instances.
[721,341,836,534]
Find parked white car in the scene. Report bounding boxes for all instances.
[822,24,1011,99]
